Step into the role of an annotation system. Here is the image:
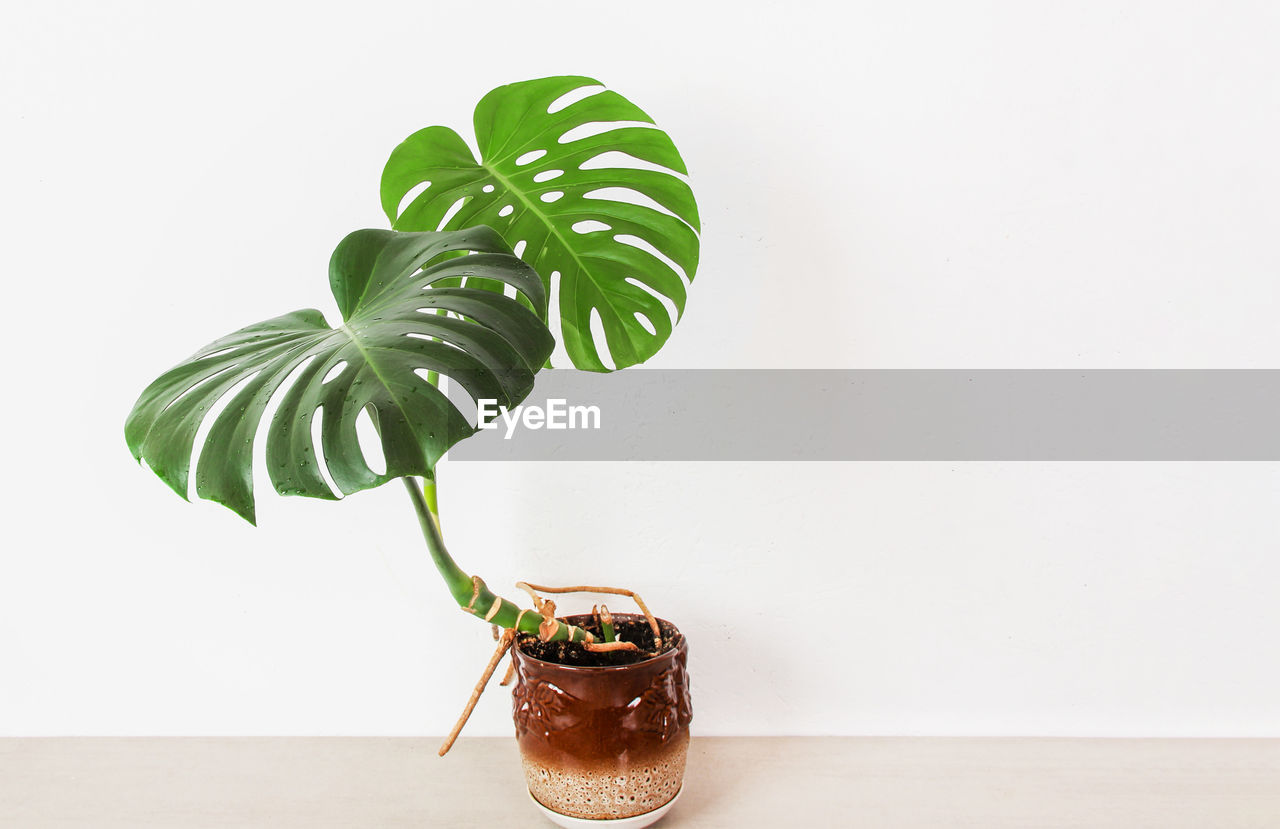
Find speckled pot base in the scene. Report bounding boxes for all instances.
[523,736,688,820]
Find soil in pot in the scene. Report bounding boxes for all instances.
[517,617,675,666]
[511,614,692,822]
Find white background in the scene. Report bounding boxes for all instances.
[3,1,1279,737]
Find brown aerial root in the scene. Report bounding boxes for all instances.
[519,583,662,651]
[438,627,516,757]
[515,581,551,614]
[584,640,640,653]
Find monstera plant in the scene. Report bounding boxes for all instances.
[126,76,699,827]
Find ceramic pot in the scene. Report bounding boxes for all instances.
[510,614,691,827]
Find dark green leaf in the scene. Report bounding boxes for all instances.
[125,227,553,523]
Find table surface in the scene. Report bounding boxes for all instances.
[3,737,1278,827]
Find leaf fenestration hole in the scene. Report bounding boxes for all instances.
[533,169,564,183]
[308,406,342,499]
[397,181,431,218]
[583,187,680,221]
[558,120,656,144]
[258,354,316,497]
[625,276,680,328]
[540,191,564,203]
[513,240,527,258]
[437,197,467,231]
[416,368,476,427]
[618,235,691,291]
[163,363,240,415]
[515,149,547,166]
[406,331,467,353]
[633,313,656,335]
[546,84,606,114]
[571,220,611,234]
[322,361,348,385]
[579,150,687,179]
[482,184,495,193]
[498,205,515,217]
[189,370,261,500]
[546,270,569,368]
[355,405,386,476]
[588,306,616,371]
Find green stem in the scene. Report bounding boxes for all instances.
[402,476,469,603]
[421,468,440,531]
[401,476,590,643]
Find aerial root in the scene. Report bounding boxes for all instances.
[584,640,640,653]
[515,581,550,614]
[438,627,515,757]
[519,583,662,651]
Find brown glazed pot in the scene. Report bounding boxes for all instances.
[510,614,692,823]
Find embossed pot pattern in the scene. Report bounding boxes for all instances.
[511,614,692,821]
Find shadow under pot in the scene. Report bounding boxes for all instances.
[510,614,692,827]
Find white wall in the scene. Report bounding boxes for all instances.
[3,1,1279,736]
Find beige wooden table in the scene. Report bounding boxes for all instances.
[2,737,1278,827]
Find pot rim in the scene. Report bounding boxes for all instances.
[513,613,685,673]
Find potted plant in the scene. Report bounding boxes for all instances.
[125,76,699,828]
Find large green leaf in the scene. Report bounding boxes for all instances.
[381,76,700,372]
[125,227,553,524]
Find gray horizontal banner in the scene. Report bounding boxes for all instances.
[447,370,1280,461]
